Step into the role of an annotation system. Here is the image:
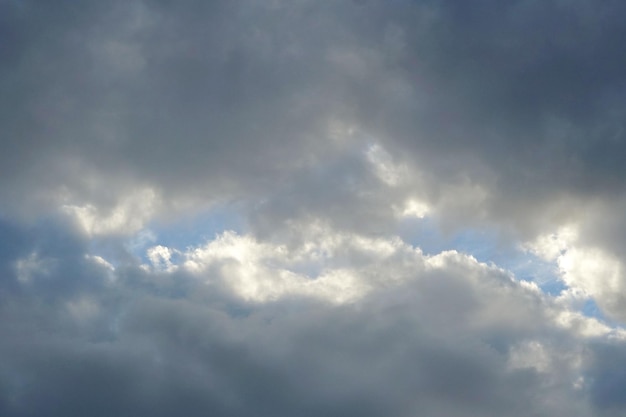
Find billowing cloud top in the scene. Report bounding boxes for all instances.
[3,0,626,416]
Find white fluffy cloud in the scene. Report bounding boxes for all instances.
[526,225,626,322]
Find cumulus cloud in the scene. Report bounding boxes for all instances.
[1,217,623,417]
[525,225,626,322]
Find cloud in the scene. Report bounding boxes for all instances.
[4,0,626,415]
[62,188,160,236]
[525,225,626,322]
[3,0,623,240]
[0,217,625,416]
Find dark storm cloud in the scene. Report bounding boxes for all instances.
[3,0,626,237]
[356,0,626,231]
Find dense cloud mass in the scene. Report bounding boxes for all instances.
[3,0,626,415]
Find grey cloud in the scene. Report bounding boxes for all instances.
[1,0,357,217]
[4,0,626,235]
[587,340,626,415]
[4,1,626,415]
[0,217,613,416]
[363,0,626,222]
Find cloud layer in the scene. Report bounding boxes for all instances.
[3,0,626,415]
[2,219,623,416]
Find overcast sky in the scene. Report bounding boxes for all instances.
[3,0,626,415]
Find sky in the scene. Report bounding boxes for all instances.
[2,0,626,415]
